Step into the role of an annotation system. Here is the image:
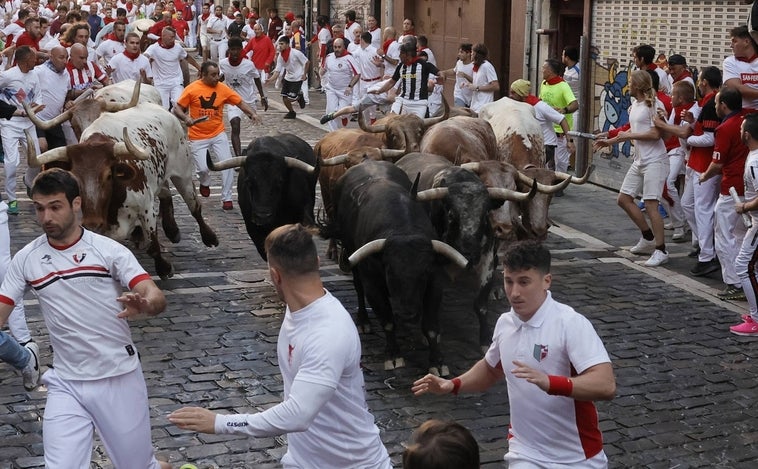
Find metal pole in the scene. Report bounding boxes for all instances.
[575,35,590,177]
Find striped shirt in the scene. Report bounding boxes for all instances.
[66,61,108,90]
[391,58,439,101]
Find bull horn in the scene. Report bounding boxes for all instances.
[24,101,73,130]
[422,95,450,129]
[554,164,595,184]
[28,142,69,168]
[348,238,386,266]
[284,156,316,174]
[320,154,349,166]
[358,110,386,133]
[379,148,405,161]
[487,179,537,202]
[460,162,481,173]
[105,79,141,112]
[114,128,150,160]
[72,88,95,105]
[431,240,469,269]
[416,187,449,202]
[516,171,565,194]
[207,153,246,171]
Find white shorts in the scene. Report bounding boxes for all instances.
[226,101,255,120]
[620,158,669,201]
[41,367,163,469]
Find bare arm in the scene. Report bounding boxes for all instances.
[184,54,200,71]
[699,161,723,183]
[511,361,616,401]
[0,302,14,328]
[236,100,261,124]
[172,103,193,126]
[412,358,504,396]
[369,78,397,95]
[725,77,758,101]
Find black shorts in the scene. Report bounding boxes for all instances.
[36,124,67,150]
[281,79,303,100]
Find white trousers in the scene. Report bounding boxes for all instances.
[2,118,40,202]
[555,134,570,173]
[681,167,720,261]
[190,132,234,202]
[155,83,184,110]
[736,221,758,319]
[42,367,163,469]
[662,148,686,228]
[0,201,29,342]
[391,97,427,118]
[325,88,352,131]
[715,194,748,286]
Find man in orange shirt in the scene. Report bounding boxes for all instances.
[173,61,262,210]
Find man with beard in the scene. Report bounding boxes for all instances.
[106,31,153,84]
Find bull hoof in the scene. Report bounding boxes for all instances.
[384,357,406,370]
[202,231,219,247]
[164,227,181,244]
[156,261,174,280]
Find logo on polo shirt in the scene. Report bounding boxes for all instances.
[533,344,549,362]
[41,254,52,264]
[73,252,87,263]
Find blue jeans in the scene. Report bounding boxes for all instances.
[0,330,29,369]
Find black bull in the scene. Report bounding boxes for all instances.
[207,134,319,260]
[325,160,468,376]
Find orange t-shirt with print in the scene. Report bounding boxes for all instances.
[177,80,242,140]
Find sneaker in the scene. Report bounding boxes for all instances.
[320,113,335,125]
[629,237,656,255]
[672,226,686,242]
[7,200,18,215]
[222,201,233,211]
[637,200,646,212]
[664,222,674,230]
[690,258,720,277]
[718,285,746,301]
[730,316,758,336]
[21,341,40,391]
[296,93,306,109]
[643,249,669,267]
[199,185,210,197]
[284,111,297,119]
[658,204,668,218]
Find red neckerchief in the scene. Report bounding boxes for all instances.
[405,29,415,36]
[737,54,758,63]
[402,56,422,66]
[647,63,658,71]
[346,20,355,29]
[280,48,291,62]
[699,90,716,107]
[104,33,119,42]
[123,49,140,60]
[201,12,210,21]
[14,20,23,27]
[544,76,564,85]
[46,4,55,11]
[382,38,393,54]
[673,70,692,83]
[525,95,540,106]
[228,55,243,66]
[159,40,175,49]
[473,63,480,72]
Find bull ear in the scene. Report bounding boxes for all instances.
[409,172,421,200]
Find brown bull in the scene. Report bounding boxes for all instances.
[420,116,499,164]
[358,96,450,152]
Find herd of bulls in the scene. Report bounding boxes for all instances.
[20,80,591,375]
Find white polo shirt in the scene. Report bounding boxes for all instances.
[484,291,611,465]
[108,51,153,83]
[723,55,758,110]
[144,42,187,87]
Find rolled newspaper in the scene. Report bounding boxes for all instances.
[730,186,752,229]
[567,130,597,140]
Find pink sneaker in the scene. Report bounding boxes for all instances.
[730,316,758,336]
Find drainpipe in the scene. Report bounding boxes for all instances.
[386,0,393,30]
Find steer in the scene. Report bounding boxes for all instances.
[207,134,319,261]
[27,103,219,278]
[25,79,160,140]
[478,96,545,167]
[358,96,449,152]
[396,152,537,350]
[327,160,468,375]
[420,116,500,164]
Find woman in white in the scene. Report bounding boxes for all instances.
[595,70,670,267]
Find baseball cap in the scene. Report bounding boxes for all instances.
[510,79,531,97]
[668,54,687,66]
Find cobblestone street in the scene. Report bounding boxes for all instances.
[1,86,758,468]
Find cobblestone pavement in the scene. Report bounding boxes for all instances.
[1,84,758,468]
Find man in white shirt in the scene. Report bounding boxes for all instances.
[440,43,474,107]
[366,14,381,49]
[95,19,125,64]
[413,240,616,468]
[144,26,200,109]
[0,45,42,214]
[266,35,309,119]
[206,4,228,62]
[34,46,71,152]
[319,37,358,130]
[107,31,152,84]
[169,223,392,469]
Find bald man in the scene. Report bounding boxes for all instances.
[35,46,71,151]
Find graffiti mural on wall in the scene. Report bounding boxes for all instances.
[594,60,634,168]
